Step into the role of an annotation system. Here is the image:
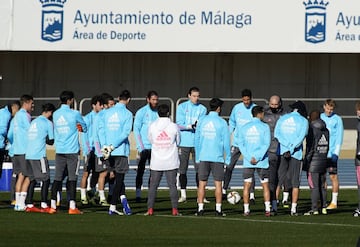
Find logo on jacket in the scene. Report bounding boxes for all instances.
[39,0,67,42]
[156,131,171,141]
[304,0,329,44]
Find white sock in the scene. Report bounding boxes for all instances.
[250,192,255,200]
[69,200,76,210]
[80,188,86,199]
[51,199,56,209]
[222,189,226,195]
[283,192,289,202]
[15,192,20,204]
[41,202,48,208]
[215,203,222,212]
[265,201,271,212]
[181,189,186,199]
[99,190,106,201]
[198,203,204,211]
[291,203,297,213]
[331,192,338,205]
[136,188,141,198]
[19,192,27,207]
[244,203,250,213]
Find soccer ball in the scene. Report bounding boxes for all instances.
[227,191,241,205]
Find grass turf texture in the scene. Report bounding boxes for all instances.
[0,189,359,247]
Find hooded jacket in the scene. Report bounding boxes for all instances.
[304,119,329,173]
[148,117,180,170]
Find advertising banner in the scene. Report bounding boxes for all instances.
[0,0,360,52]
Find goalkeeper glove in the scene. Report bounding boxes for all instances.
[101,145,114,160]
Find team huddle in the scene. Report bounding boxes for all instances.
[0,87,359,217]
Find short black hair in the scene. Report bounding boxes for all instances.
[251,105,264,117]
[20,94,33,106]
[147,90,158,99]
[119,90,131,101]
[59,91,74,104]
[188,86,200,96]
[100,93,114,105]
[241,89,252,98]
[42,103,56,113]
[158,104,169,117]
[209,98,224,111]
[91,95,103,106]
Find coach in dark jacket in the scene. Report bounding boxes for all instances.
[304,110,329,215]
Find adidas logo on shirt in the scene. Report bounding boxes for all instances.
[29,122,37,132]
[318,134,328,145]
[56,116,67,126]
[245,125,260,143]
[156,131,170,141]
[203,122,215,132]
[108,113,119,123]
[282,117,296,133]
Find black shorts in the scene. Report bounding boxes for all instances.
[83,151,96,173]
[113,156,129,174]
[12,155,32,177]
[243,167,269,182]
[326,158,338,175]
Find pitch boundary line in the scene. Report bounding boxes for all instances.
[154,214,360,228]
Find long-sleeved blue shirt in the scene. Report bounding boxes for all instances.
[320,112,344,157]
[53,104,87,154]
[274,111,309,161]
[133,104,158,151]
[176,100,207,147]
[229,102,256,148]
[7,108,31,155]
[26,115,54,160]
[238,117,271,168]
[98,102,133,157]
[195,111,231,165]
[81,110,97,156]
[0,106,11,149]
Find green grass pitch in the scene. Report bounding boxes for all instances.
[0,189,359,247]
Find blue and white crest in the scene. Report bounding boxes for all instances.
[39,0,67,42]
[304,0,329,44]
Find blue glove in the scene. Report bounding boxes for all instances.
[331,154,338,163]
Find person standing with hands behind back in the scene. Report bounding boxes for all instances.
[146,104,181,216]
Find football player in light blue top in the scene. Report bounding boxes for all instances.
[195,98,230,216]
[320,99,344,209]
[176,87,207,203]
[238,106,271,216]
[133,91,159,202]
[274,101,308,216]
[0,101,20,180]
[25,103,55,213]
[49,91,87,215]
[223,89,256,202]
[7,95,34,211]
[79,95,104,205]
[97,90,133,216]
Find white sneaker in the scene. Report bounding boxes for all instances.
[204,198,210,204]
[178,197,187,203]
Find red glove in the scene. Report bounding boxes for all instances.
[76,123,83,132]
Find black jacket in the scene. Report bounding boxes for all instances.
[263,106,285,154]
[304,119,329,173]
